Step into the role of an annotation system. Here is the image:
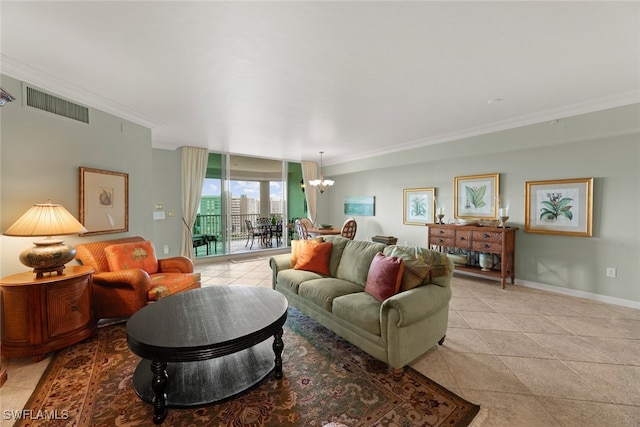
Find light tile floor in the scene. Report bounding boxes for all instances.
[2,256,639,426]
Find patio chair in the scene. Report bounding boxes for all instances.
[245,219,267,249]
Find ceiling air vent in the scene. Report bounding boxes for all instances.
[25,86,89,124]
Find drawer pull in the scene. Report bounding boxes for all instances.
[459,236,466,241]
[438,230,445,234]
[438,239,445,243]
[483,243,490,249]
[483,233,490,238]
[71,305,78,311]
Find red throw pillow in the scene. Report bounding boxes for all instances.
[364,252,405,302]
[105,241,159,274]
[293,240,333,275]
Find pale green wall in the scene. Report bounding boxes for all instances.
[1,74,155,276]
[323,104,640,305]
[2,71,638,306]
[151,148,183,256]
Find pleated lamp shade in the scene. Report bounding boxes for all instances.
[4,202,87,277]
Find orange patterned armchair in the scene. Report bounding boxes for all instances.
[75,236,201,320]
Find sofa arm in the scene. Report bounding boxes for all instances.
[381,284,452,327]
[269,254,292,289]
[158,256,194,273]
[92,269,153,305]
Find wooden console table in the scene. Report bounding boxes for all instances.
[1,265,96,360]
[428,224,518,288]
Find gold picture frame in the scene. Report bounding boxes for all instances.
[454,173,499,219]
[525,177,593,236]
[79,167,129,235]
[403,187,435,225]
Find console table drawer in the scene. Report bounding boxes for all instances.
[472,241,502,253]
[454,230,471,249]
[431,237,454,247]
[429,227,454,238]
[472,231,502,242]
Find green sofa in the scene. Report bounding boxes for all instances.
[269,236,453,377]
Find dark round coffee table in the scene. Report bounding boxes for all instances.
[126,286,288,424]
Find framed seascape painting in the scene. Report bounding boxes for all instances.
[403,187,435,225]
[79,167,129,235]
[454,173,499,219]
[344,196,375,216]
[525,177,593,237]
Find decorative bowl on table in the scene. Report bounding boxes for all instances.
[319,224,333,229]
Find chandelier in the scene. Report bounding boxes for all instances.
[309,151,334,194]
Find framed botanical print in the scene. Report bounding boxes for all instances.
[403,187,435,225]
[525,177,593,236]
[79,167,129,235]
[454,173,499,219]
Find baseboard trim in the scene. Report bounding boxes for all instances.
[454,271,640,310]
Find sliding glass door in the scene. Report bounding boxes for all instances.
[194,153,291,257]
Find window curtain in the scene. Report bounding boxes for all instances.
[301,160,318,225]
[181,146,209,259]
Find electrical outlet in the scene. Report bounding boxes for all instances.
[606,267,617,278]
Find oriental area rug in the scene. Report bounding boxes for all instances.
[18,308,480,427]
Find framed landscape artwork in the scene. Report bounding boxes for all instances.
[525,177,593,236]
[79,167,129,235]
[403,187,435,225]
[344,196,375,216]
[454,173,499,219]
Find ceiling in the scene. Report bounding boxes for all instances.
[1,1,639,166]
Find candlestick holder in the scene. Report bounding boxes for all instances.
[437,214,445,224]
[499,215,509,228]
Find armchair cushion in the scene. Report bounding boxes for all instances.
[148,273,202,301]
[105,241,159,274]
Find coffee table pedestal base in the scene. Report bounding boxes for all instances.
[133,339,277,423]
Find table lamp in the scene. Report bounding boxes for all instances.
[3,201,87,277]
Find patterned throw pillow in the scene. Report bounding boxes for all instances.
[293,240,333,275]
[383,246,431,291]
[104,241,159,274]
[364,252,405,302]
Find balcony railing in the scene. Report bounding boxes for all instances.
[193,213,285,240]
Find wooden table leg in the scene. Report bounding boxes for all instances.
[272,328,284,379]
[151,360,168,424]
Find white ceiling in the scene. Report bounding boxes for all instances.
[2,1,639,166]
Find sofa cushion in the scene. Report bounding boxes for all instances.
[277,269,324,295]
[322,236,350,277]
[335,240,386,287]
[332,292,382,336]
[105,241,159,274]
[148,272,200,301]
[290,237,324,268]
[364,252,405,302]
[298,278,363,312]
[294,241,333,275]
[383,246,431,291]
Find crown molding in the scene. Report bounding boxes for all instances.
[332,91,640,166]
[1,54,164,129]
